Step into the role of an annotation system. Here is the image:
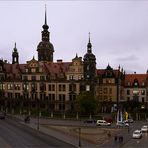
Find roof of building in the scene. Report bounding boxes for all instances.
[124,74,148,87]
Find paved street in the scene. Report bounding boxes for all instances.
[2,114,148,148]
[0,117,75,147]
[122,133,148,148]
[101,120,148,148]
[121,121,148,148]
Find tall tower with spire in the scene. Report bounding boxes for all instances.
[37,6,54,62]
[83,33,96,80]
[12,42,19,64]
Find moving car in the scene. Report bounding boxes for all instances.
[116,121,129,127]
[141,125,148,132]
[0,112,5,119]
[124,119,134,123]
[96,120,111,126]
[132,130,142,139]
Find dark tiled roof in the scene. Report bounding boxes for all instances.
[97,69,121,78]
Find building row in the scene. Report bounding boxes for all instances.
[0,9,148,113]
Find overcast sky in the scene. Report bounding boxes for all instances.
[0,1,148,73]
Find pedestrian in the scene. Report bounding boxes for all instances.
[114,135,117,142]
[128,127,130,133]
[119,135,123,142]
[107,131,111,138]
[121,136,123,142]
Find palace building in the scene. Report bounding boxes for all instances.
[0,9,148,114]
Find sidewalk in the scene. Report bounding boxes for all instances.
[10,114,132,148]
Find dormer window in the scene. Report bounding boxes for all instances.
[86,85,90,91]
[127,82,130,86]
[134,82,138,86]
[87,74,90,78]
[87,65,89,70]
[31,68,36,73]
[25,69,28,72]
[133,79,139,87]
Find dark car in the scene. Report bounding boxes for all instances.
[84,119,96,123]
[0,112,5,119]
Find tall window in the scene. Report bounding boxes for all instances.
[48,94,55,101]
[31,83,37,92]
[31,75,36,81]
[127,90,130,95]
[109,88,112,94]
[7,84,13,90]
[23,76,28,80]
[14,84,21,90]
[0,83,5,90]
[40,76,46,81]
[23,83,29,91]
[141,90,145,95]
[59,84,66,91]
[59,94,65,101]
[69,84,76,91]
[48,84,55,91]
[103,88,108,94]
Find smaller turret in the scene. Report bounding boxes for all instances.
[12,42,19,64]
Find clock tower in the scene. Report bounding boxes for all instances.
[37,6,54,62]
[83,33,96,80]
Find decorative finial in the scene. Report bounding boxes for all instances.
[124,70,126,75]
[76,53,78,58]
[45,4,47,25]
[118,65,120,70]
[13,42,17,52]
[89,32,90,43]
[87,32,92,51]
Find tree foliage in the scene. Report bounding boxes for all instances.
[75,91,98,114]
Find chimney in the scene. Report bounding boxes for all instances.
[57,59,63,63]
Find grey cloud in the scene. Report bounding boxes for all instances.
[116,55,139,62]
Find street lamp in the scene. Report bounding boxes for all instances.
[37,98,40,130]
[78,127,81,147]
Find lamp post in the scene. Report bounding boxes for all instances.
[37,98,40,130]
[78,127,81,147]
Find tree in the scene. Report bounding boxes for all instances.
[75,91,98,114]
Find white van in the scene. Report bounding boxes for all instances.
[96,120,111,126]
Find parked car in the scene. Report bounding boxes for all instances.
[84,119,96,123]
[116,121,129,127]
[103,117,113,123]
[141,125,148,132]
[124,119,134,123]
[132,130,142,139]
[96,120,111,126]
[0,112,5,119]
